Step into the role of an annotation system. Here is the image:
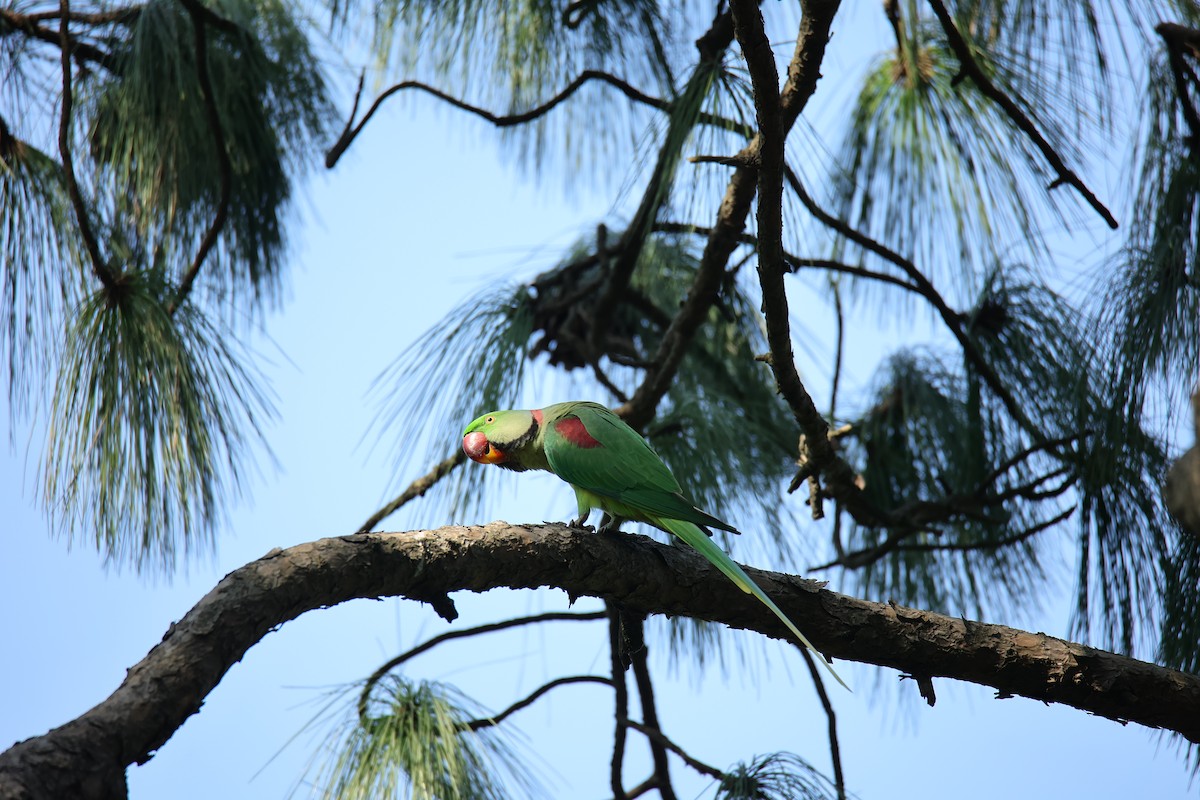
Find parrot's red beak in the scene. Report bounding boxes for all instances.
[463,431,507,464]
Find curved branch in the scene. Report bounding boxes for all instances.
[464,675,612,732]
[783,164,1040,440]
[616,2,836,430]
[620,719,725,782]
[925,0,1117,228]
[356,451,465,532]
[1,523,1197,799]
[325,70,668,169]
[357,609,606,720]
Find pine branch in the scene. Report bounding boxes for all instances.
[730,0,881,528]
[56,0,118,290]
[170,0,234,314]
[356,451,465,532]
[357,609,606,721]
[618,1,839,431]
[925,0,1117,228]
[620,719,725,782]
[1,7,119,69]
[2,522,1196,800]
[798,646,846,800]
[325,70,671,169]
[464,675,613,731]
[608,607,630,800]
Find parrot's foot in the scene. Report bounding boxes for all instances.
[597,514,626,535]
[569,514,593,530]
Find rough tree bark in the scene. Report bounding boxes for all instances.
[1,523,1197,799]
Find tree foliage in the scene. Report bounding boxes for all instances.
[2,0,1199,796]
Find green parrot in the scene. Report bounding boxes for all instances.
[462,400,846,688]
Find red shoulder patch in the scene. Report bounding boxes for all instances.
[554,416,603,448]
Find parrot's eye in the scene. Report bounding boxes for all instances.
[486,416,494,424]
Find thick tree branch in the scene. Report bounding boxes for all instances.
[925,0,1117,228]
[617,1,839,430]
[729,0,880,527]
[2,523,1197,799]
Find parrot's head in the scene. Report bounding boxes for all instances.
[462,409,543,471]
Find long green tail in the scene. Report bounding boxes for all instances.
[659,517,850,690]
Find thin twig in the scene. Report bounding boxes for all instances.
[895,506,1075,553]
[621,719,726,781]
[608,606,630,800]
[628,625,677,800]
[357,610,605,720]
[57,0,116,289]
[654,220,927,296]
[465,675,612,731]
[171,0,234,313]
[798,647,846,800]
[926,0,1117,228]
[326,71,669,169]
[830,279,845,421]
[3,8,118,69]
[783,164,1040,440]
[356,451,464,532]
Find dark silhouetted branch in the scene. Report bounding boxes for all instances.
[356,451,465,532]
[465,675,613,731]
[2,522,1198,799]
[926,0,1117,228]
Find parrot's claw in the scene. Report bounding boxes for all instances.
[597,513,626,535]
[569,514,592,530]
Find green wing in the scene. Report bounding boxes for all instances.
[541,403,739,533]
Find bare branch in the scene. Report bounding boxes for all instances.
[925,0,1117,228]
[783,164,1041,441]
[356,451,465,532]
[620,719,726,782]
[357,609,606,720]
[1,523,1198,798]
[628,624,676,800]
[608,608,630,800]
[798,647,846,800]
[464,675,612,731]
[325,70,669,169]
[3,522,1197,799]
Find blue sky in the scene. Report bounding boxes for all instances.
[2,5,1197,799]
